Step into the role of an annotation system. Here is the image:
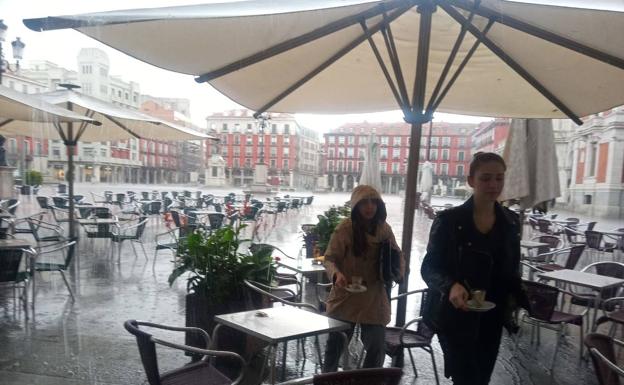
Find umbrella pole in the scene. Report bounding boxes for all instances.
[65,104,76,239]
[396,1,434,327]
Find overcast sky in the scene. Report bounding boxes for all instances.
[2,0,492,132]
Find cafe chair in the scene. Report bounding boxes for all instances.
[111,217,149,261]
[596,297,624,338]
[535,244,586,272]
[276,367,403,385]
[384,289,440,385]
[248,243,302,300]
[124,320,246,385]
[586,231,617,262]
[0,247,34,315]
[32,239,77,304]
[26,216,66,245]
[584,333,624,385]
[520,280,585,373]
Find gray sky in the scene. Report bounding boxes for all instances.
[2,0,491,131]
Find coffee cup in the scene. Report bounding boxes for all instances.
[351,275,363,287]
[471,289,486,307]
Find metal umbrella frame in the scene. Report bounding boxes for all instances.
[24,0,624,323]
[4,85,213,238]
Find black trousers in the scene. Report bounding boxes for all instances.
[322,322,385,373]
[437,325,503,385]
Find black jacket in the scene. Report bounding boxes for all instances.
[420,197,528,337]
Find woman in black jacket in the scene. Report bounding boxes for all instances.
[421,152,527,385]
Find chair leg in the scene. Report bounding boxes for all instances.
[407,348,417,377]
[59,270,75,302]
[428,347,441,385]
[550,323,565,374]
[579,322,584,362]
[130,241,139,259]
[138,241,148,260]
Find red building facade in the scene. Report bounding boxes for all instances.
[323,121,476,194]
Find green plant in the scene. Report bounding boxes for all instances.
[24,170,43,186]
[311,203,350,254]
[168,224,276,305]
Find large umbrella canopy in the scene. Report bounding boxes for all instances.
[0,85,100,129]
[359,133,383,192]
[24,1,624,120]
[24,0,624,324]
[500,118,561,210]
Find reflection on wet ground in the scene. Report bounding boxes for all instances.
[0,184,604,384]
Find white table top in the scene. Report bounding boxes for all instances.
[78,218,118,225]
[521,240,549,249]
[189,210,222,216]
[214,306,349,344]
[0,239,34,248]
[539,269,624,290]
[277,258,326,275]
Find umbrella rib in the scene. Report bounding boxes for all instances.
[430,19,495,112]
[53,122,70,144]
[381,12,411,108]
[195,0,410,83]
[441,3,583,125]
[253,5,412,117]
[74,109,96,142]
[0,119,15,128]
[426,0,480,114]
[105,115,142,139]
[360,21,409,115]
[449,0,624,71]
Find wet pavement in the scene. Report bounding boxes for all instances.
[0,183,613,384]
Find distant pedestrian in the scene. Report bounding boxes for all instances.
[322,184,405,372]
[421,152,528,385]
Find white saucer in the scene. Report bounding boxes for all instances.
[345,284,367,293]
[466,300,495,312]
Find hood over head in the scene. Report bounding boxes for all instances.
[350,185,387,223]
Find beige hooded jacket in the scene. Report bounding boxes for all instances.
[323,185,405,325]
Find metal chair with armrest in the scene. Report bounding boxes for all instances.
[124,320,246,385]
[585,333,624,385]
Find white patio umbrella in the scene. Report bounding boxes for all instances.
[358,133,383,192]
[418,161,434,205]
[500,118,561,210]
[4,86,213,237]
[24,0,624,324]
[0,85,100,197]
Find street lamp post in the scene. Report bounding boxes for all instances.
[0,20,26,84]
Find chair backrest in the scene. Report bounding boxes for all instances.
[124,320,162,385]
[585,333,622,385]
[141,192,149,200]
[135,218,149,239]
[276,201,287,213]
[587,222,597,231]
[417,289,435,340]
[313,367,402,385]
[586,230,604,250]
[207,213,225,230]
[522,280,558,321]
[564,245,586,270]
[0,249,24,283]
[36,196,50,209]
[116,193,126,204]
[94,207,113,219]
[63,239,78,268]
[170,210,183,228]
[564,226,582,243]
[52,196,68,208]
[537,219,552,234]
[565,217,580,225]
[582,262,624,299]
[533,235,562,254]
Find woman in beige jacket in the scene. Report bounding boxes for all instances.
[322,185,404,372]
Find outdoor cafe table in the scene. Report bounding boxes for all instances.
[277,258,326,277]
[213,306,350,384]
[538,269,624,331]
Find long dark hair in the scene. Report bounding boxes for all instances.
[351,198,387,257]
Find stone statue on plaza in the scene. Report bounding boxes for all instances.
[0,135,7,167]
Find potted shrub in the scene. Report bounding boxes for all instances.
[21,170,43,195]
[168,224,276,359]
[309,204,350,256]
